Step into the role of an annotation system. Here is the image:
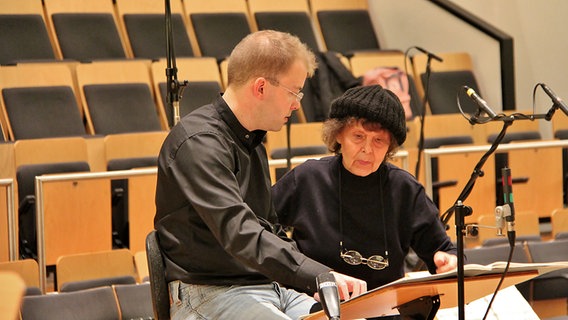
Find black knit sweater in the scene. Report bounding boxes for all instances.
[272,155,456,290]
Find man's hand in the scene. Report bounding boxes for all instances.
[329,271,367,301]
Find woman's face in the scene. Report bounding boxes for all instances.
[336,120,391,177]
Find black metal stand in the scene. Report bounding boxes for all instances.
[396,294,441,320]
[165,0,188,127]
[414,54,433,179]
[440,107,558,320]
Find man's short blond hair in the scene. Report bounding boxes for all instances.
[227,30,317,87]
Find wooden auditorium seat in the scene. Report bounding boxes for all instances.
[150,57,223,128]
[0,271,26,320]
[75,60,168,133]
[0,0,58,64]
[0,63,86,141]
[56,249,138,292]
[308,0,380,56]
[114,0,194,60]
[411,52,481,117]
[21,286,121,319]
[247,0,322,52]
[0,259,40,293]
[104,131,165,253]
[43,0,130,60]
[182,0,254,61]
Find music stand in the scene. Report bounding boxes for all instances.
[302,262,568,320]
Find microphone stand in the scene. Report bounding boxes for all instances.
[414,53,434,179]
[165,0,188,128]
[441,110,554,320]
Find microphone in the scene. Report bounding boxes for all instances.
[501,167,516,246]
[541,83,568,116]
[414,46,443,62]
[465,86,498,119]
[316,273,340,320]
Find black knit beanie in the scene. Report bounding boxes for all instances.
[329,85,406,145]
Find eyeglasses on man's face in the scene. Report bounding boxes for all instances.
[340,244,389,270]
[266,78,304,103]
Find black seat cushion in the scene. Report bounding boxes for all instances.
[158,81,222,127]
[2,86,86,139]
[52,13,126,61]
[317,10,379,55]
[487,130,541,144]
[190,12,251,61]
[83,83,162,134]
[0,14,55,64]
[59,275,137,293]
[254,12,319,52]
[123,13,193,59]
[423,135,474,149]
[423,70,480,115]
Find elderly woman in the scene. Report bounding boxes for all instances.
[272,85,457,295]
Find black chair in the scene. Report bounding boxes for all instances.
[20,286,120,320]
[316,9,380,56]
[189,12,251,62]
[107,156,158,248]
[51,13,127,61]
[423,135,475,208]
[83,83,162,135]
[422,70,480,115]
[16,161,91,259]
[526,239,568,301]
[254,11,320,52]
[123,13,194,60]
[481,234,542,247]
[464,242,531,300]
[2,86,87,140]
[0,14,56,65]
[146,230,170,320]
[113,282,155,320]
[59,275,137,293]
[158,81,222,128]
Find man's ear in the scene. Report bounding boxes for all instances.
[253,77,267,98]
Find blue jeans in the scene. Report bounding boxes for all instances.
[169,281,317,320]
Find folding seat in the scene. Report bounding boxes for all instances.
[248,0,321,52]
[411,52,480,116]
[104,132,166,253]
[113,282,154,320]
[43,0,129,61]
[0,64,86,141]
[114,0,194,60]
[151,57,223,127]
[183,0,254,61]
[56,249,138,292]
[16,161,91,260]
[75,60,167,134]
[0,271,26,320]
[526,239,568,307]
[309,0,381,56]
[0,259,41,295]
[463,242,531,300]
[20,286,120,320]
[13,137,112,292]
[0,0,58,64]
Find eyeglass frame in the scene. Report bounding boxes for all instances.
[265,78,304,103]
[340,241,389,270]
